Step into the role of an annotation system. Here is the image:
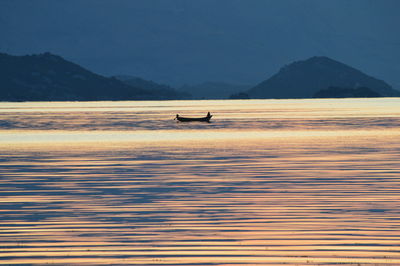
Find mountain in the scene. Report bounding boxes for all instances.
[114,75,190,100]
[245,56,400,99]
[0,52,185,101]
[313,86,382,98]
[180,82,251,99]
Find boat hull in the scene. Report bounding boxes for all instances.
[176,116,212,122]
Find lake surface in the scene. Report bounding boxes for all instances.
[1,99,400,265]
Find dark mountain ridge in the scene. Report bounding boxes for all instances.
[0,52,186,101]
[246,56,399,99]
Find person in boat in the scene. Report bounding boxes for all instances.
[176,114,179,120]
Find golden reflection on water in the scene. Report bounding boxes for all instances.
[1,99,400,265]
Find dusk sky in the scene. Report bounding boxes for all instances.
[1,0,399,87]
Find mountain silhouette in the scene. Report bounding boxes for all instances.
[245,56,399,99]
[0,52,186,101]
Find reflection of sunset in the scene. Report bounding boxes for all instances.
[1,99,400,265]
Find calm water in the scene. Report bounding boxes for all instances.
[1,99,400,265]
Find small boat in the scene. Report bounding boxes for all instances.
[175,112,212,122]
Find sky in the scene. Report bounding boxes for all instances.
[1,0,399,88]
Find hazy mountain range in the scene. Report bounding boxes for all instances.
[114,75,190,100]
[180,82,251,99]
[0,52,398,101]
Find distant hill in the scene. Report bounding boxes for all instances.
[313,86,382,98]
[180,82,251,99]
[114,75,190,100]
[245,56,400,99]
[0,52,186,101]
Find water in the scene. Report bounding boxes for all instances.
[1,99,400,265]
